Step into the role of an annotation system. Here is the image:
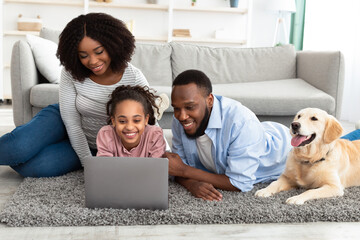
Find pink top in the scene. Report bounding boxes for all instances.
[96,125,166,158]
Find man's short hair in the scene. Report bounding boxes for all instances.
[172,69,212,97]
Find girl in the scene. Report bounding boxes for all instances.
[97,85,166,158]
[0,13,157,177]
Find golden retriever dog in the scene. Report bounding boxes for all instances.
[255,108,360,204]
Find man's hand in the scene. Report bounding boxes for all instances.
[164,151,240,192]
[188,181,223,201]
[163,152,188,177]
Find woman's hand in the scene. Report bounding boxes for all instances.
[163,152,188,177]
[187,181,223,201]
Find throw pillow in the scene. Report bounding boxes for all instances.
[26,34,62,84]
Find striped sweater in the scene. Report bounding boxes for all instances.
[59,63,149,165]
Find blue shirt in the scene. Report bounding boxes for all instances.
[171,95,292,192]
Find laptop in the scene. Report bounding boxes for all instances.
[84,156,169,210]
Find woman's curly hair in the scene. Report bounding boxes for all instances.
[56,12,135,82]
[106,85,160,125]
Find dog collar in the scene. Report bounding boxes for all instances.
[299,151,329,165]
[300,157,325,165]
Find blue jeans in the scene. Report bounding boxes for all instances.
[0,104,82,177]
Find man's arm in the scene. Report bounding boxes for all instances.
[175,177,223,201]
[165,152,239,191]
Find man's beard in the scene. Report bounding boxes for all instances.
[185,107,210,139]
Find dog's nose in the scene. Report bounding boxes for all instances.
[291,122,301,131]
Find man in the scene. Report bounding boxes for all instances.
[165,69,292,201]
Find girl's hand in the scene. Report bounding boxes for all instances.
[188,181,223,201]
[163,152,188,177]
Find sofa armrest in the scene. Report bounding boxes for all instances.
[296,51,344,118]
[11,40,39,126]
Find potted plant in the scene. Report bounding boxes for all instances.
[191,0,196,7]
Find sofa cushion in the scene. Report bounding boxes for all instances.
[30,79,335,116]
[39,27,61,44]
[131,43,172,86]
[151,85,172,112]
[170,43,296,84]
[30,84,59,108]
[212,79,335,115]
[30,83,174,113]
[26,34,62,84]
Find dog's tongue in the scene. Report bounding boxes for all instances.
[291,135,308,147]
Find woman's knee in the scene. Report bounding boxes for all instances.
[11,139,82,177]
[0,130,30,165]
[0,103,67,166]
[35,104,63,126]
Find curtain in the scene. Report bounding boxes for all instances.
[302,0,360,123]
[289,0,306,50]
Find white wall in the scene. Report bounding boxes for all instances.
[0,0,3,101]
[250,0,294,47]
[2,0,286,47]
[303,0,360,122]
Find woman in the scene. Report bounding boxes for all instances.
[0,13,150,177]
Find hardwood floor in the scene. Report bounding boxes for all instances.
[1,104,360,239]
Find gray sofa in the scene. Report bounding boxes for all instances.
[11,28,344,130]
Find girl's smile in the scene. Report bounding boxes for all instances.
[123,131,138,139]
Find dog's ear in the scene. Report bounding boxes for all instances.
[323,116,343,144]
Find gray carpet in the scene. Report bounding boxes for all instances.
[1,170,360,227]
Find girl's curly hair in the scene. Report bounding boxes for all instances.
[56,13,135,82]
[106,85,160,125]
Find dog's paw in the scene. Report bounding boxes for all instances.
[286,195,305,205]
[255,188,274,198]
